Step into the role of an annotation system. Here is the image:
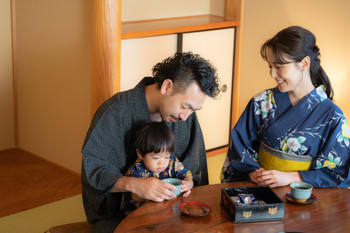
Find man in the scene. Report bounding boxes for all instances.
[81,52,220,233]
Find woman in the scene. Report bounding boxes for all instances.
[221,26,350,188]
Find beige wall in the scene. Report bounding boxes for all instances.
[121,0,225,21]
[15,0,91,173]
[238,0,350,120]
[0,0,15,150]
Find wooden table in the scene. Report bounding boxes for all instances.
[114,182,350,233]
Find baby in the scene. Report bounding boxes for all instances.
[120,121,193,215]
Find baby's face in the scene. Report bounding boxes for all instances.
[143,150,171,175]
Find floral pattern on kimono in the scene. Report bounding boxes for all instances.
[120,154,192,215]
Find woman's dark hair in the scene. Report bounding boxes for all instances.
[260,26,334,100]
[134,121,176,156]
[152,52,220,98]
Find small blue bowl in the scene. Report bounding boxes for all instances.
[290,182,313,203]
[163,178,182,196]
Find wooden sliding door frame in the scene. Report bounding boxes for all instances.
[11,0,18,147]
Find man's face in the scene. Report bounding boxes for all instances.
[159,81,206,123]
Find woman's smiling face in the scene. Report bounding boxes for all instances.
[266,48,304,93]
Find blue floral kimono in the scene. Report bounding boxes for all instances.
[120,154,192,215]
[221,86,350,188]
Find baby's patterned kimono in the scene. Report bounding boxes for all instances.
[120,154,192,215]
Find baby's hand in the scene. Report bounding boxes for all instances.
[181,177,194,197]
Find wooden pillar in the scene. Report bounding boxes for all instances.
[226,0,242,128]
[225,0,241,20]
[91,0,121,118]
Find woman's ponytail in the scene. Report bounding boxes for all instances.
[309,46,334,100]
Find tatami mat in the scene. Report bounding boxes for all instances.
[0,194,86,233]
[207,153,226,184]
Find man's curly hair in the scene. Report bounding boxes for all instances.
[152,52,220,98]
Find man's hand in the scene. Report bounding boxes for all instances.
[249,168,302,188]
[112,176,176,202]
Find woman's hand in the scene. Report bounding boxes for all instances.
[181,176,194,197]
[249,168,302,188]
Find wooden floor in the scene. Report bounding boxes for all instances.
[0,149,82,218]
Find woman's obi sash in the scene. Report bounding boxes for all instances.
[258,142,313,171]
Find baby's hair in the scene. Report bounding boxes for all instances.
[134,121,176,156]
